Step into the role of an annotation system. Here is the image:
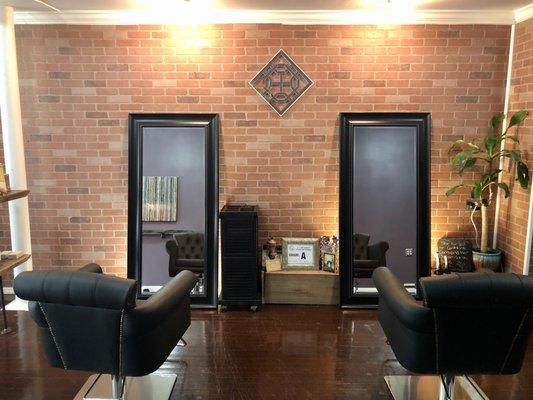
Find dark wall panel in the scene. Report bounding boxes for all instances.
[353,126,417,286]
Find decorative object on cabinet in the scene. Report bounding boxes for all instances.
[281,238,319,270]
[319,235,339,272]
[0,189,31,335]
[219,204,261,312]
[250,49,313,116]
[322,253,336,273]
[267,236,277,260]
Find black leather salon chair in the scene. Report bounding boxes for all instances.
[166,232,204,277]
[353,233,388,279]
[373,267,532,400]
[14,263,197,400]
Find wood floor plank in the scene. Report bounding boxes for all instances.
[0,306,531,400]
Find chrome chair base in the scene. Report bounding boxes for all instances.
[384,375,489,400]
[74,373,177,400]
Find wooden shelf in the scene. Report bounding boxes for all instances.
[0,190,29,204]
[0,254,31,275]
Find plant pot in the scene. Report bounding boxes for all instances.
[472,249,502,271]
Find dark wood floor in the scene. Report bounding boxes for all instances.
[0,306,531,400]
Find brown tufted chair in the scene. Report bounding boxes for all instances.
[353,233,388,279]
[166,232,205,277]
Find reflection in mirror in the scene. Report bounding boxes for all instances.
[128,114,218,307]
[339,113,430,307]
[141,127,206,297]
[352,126,417,294]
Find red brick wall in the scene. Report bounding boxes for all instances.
[0,23,510,277]
[497,18,533,274]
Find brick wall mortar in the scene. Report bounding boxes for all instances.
[0,23,510,277]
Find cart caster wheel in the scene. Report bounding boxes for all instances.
[250,306,258,312]
[218,305,227,313]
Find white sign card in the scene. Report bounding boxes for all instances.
[287,244,315,266]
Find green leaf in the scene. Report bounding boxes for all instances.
[484,136,497,155]
[480,170,501,187]
[490,113,505,130]
[508,110,529,128]
[497,182,510,198]
[504,135,520,143]
[459,158,476,174]
[446,184,464,196]
[451,149,478,175]
[471,182,483,200]
[448,139,479,155]
[517,161,530,189]
[504,150,523,163]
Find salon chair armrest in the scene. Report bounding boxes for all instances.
[373,267,433,333]
[123,270,198,336]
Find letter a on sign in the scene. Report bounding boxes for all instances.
[301,252,306,260]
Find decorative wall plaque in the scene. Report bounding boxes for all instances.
[250,49,313,116]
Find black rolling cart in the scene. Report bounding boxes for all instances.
[219,204,261,311]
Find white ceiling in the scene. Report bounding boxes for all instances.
[2,0,532,25]
[1,0,531,12]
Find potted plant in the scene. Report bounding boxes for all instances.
[446,110,530,270]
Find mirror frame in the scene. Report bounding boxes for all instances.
[339,112,431,308]
[128,113,219,308]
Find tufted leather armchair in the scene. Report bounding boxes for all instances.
[13,263,197,399]
[373,267,532,400]
[353,233,388,279]
[166,232,205,277]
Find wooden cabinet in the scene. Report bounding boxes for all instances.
[219,204,261,311]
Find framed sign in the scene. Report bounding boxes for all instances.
[281,238,319,270]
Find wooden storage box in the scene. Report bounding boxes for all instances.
[263,270,339,305]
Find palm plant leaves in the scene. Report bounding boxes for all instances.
[451,149,477,175]
[504,150,522,163]
[497,182,510,198]
[471,181,483,200]
[491,113,505,130]
[446,184,464,197]
[517,162,530,189]
[508,110,528,129]
[446,110,530,202]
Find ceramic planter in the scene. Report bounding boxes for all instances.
[472,248,502,271]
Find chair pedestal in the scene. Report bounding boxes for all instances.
[384,375,489,400]
[74,373,177,400]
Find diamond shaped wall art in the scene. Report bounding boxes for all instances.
[250,49,314,116]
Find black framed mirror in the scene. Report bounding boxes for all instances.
[339,113,430,307]
[128,114,219,307]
